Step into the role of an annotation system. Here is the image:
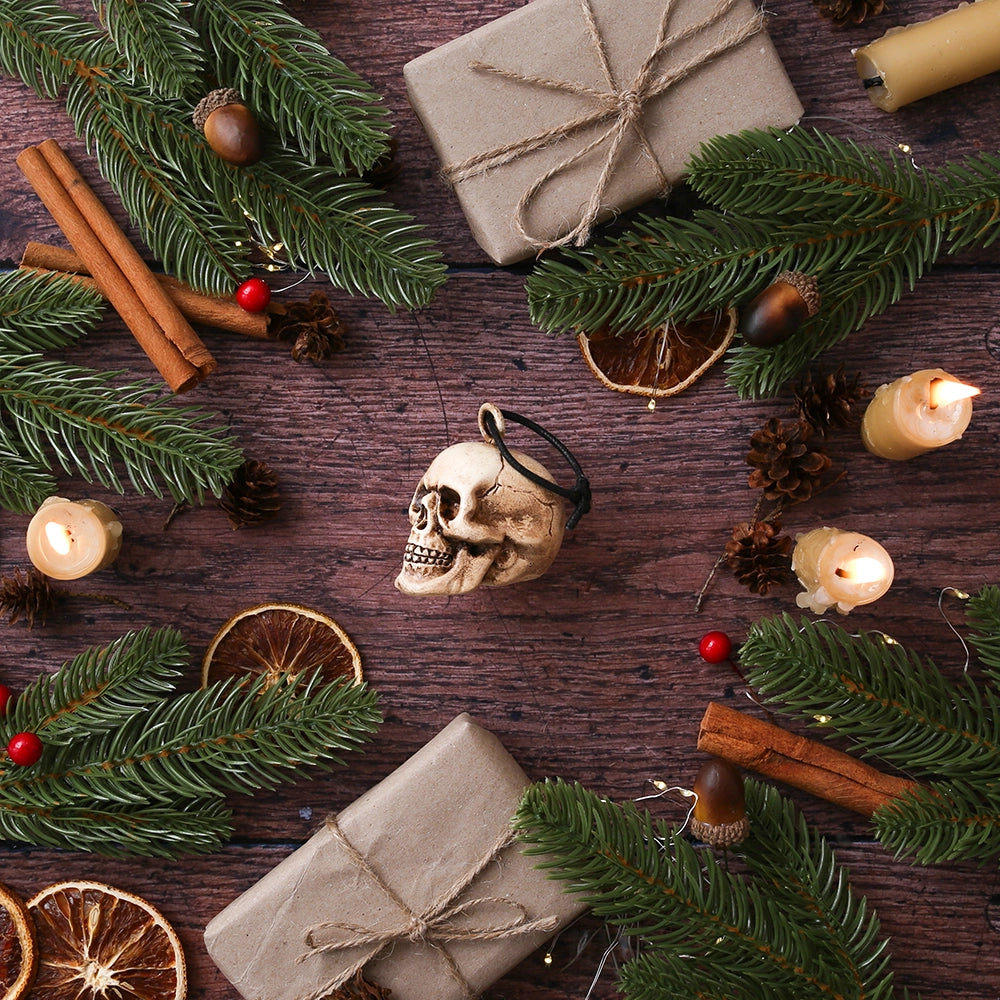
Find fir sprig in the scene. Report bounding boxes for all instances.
[526,127,1000,398]
[0,626,381,857]
[514,777,902,999]
[738,604,1000,864]
[191,0,391,172]
[0,269,245,513]
[0,0,445,307]
[97,0,204,99]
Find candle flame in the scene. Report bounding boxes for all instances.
[44,520,73,555]
[835,557,886,584]
[928,377,980,409]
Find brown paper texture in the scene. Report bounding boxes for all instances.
[404,0,803,264]
[204,714,586,1000]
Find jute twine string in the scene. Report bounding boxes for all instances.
[297,815,559,1000]
[442,0,765,252]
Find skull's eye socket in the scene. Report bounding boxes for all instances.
[438,486,461,521]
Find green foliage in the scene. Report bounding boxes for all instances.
[738,603,1000,864]
[525,127,1000,398]
[0,0,445,307]
[0,269,245,514]
[0,626,382,857]
[514,777,902,1000]
[191,0,391,172]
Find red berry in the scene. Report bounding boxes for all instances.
[235,277,271,312]
[699,630,733,664]
[0,685,11,716]
[7,731,43,767]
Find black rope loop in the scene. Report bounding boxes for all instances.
[479,406,591,529]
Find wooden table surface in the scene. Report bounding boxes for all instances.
[0,1,998,998]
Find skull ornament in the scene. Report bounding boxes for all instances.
[395,436,568,597]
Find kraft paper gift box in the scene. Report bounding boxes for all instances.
[204,714,586,1000]
[404,0,803,264]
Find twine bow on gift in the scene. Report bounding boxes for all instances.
[297,816,560,1000]
[441,0,765,252]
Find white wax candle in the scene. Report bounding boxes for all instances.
[25,496,123,580]
[861,368,979,461]
[792,527,894,615]
[854,0,1000,112]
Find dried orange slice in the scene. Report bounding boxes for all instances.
[0,882,36,1000]
[578,307,737,406]
[201,601,363,689]
[26,881,185,1000]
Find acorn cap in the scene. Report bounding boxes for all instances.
[193,88,245,131]
[774,270,821,317]
[690,814,751,849]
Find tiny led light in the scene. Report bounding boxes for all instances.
[44,520,73,555]
[928,377,980,409]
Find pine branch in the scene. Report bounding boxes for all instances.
[191,0,392,172]
[739,614,1000,783]
[0,1,446,308]
[96,0,204,99]
[0,796,234,858]
[0,355,244,507]
[514,777,901,999]
[525,127,1000,398]
[0,426,57,512]
[965,584,1000,681]
[0,0,84,98]
[0,627,382,857]
[0,268,106,353]
[738,607,1000,865]
[4,626,185,743]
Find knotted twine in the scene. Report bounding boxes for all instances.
[441,0,765,252]
[296,815,560,1000]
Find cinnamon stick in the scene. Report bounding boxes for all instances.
[20,242,271,340]
[697,701,918,817]
[15,144,201,393]
[35,139,217,374]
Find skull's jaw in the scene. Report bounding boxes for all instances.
[394,540,496,596]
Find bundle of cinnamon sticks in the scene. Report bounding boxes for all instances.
[15,139,268,392]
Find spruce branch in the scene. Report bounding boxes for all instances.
[96,0,204,99]
[191,0,391,172]
[0,268,105,352]
[0,627,382,857]
[514,777,902,999]
[526,127,1000,398]
[0,0,445,308]
[1,355,245,508]
[738,606,1000,864]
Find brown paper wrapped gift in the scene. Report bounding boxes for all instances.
[204,714,587,1000]
[404,0,803,264]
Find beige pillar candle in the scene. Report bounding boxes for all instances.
[854,0,1000,112]
[792,527,894,615]
[861,368,979,460]
[25,496,123,580]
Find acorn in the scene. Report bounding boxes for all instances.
[193,88,262,166]
[738,270,821,348]
[689,757,750,849]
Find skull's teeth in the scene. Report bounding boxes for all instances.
[404,543,453,569]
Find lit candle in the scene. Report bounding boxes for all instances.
[25,496,123,580]
[854,0,1000,112]
[861,368,979,461]
[792,527,894,615]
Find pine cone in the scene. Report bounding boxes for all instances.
[746,417,832,503]
[725,520,793,595]
[218,459,281,528]
[792,366,868,435]
[268,291,347,362]
[811,0,884,26]
[0,567,61,628]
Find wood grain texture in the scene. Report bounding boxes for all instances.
[0,1,999,998]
